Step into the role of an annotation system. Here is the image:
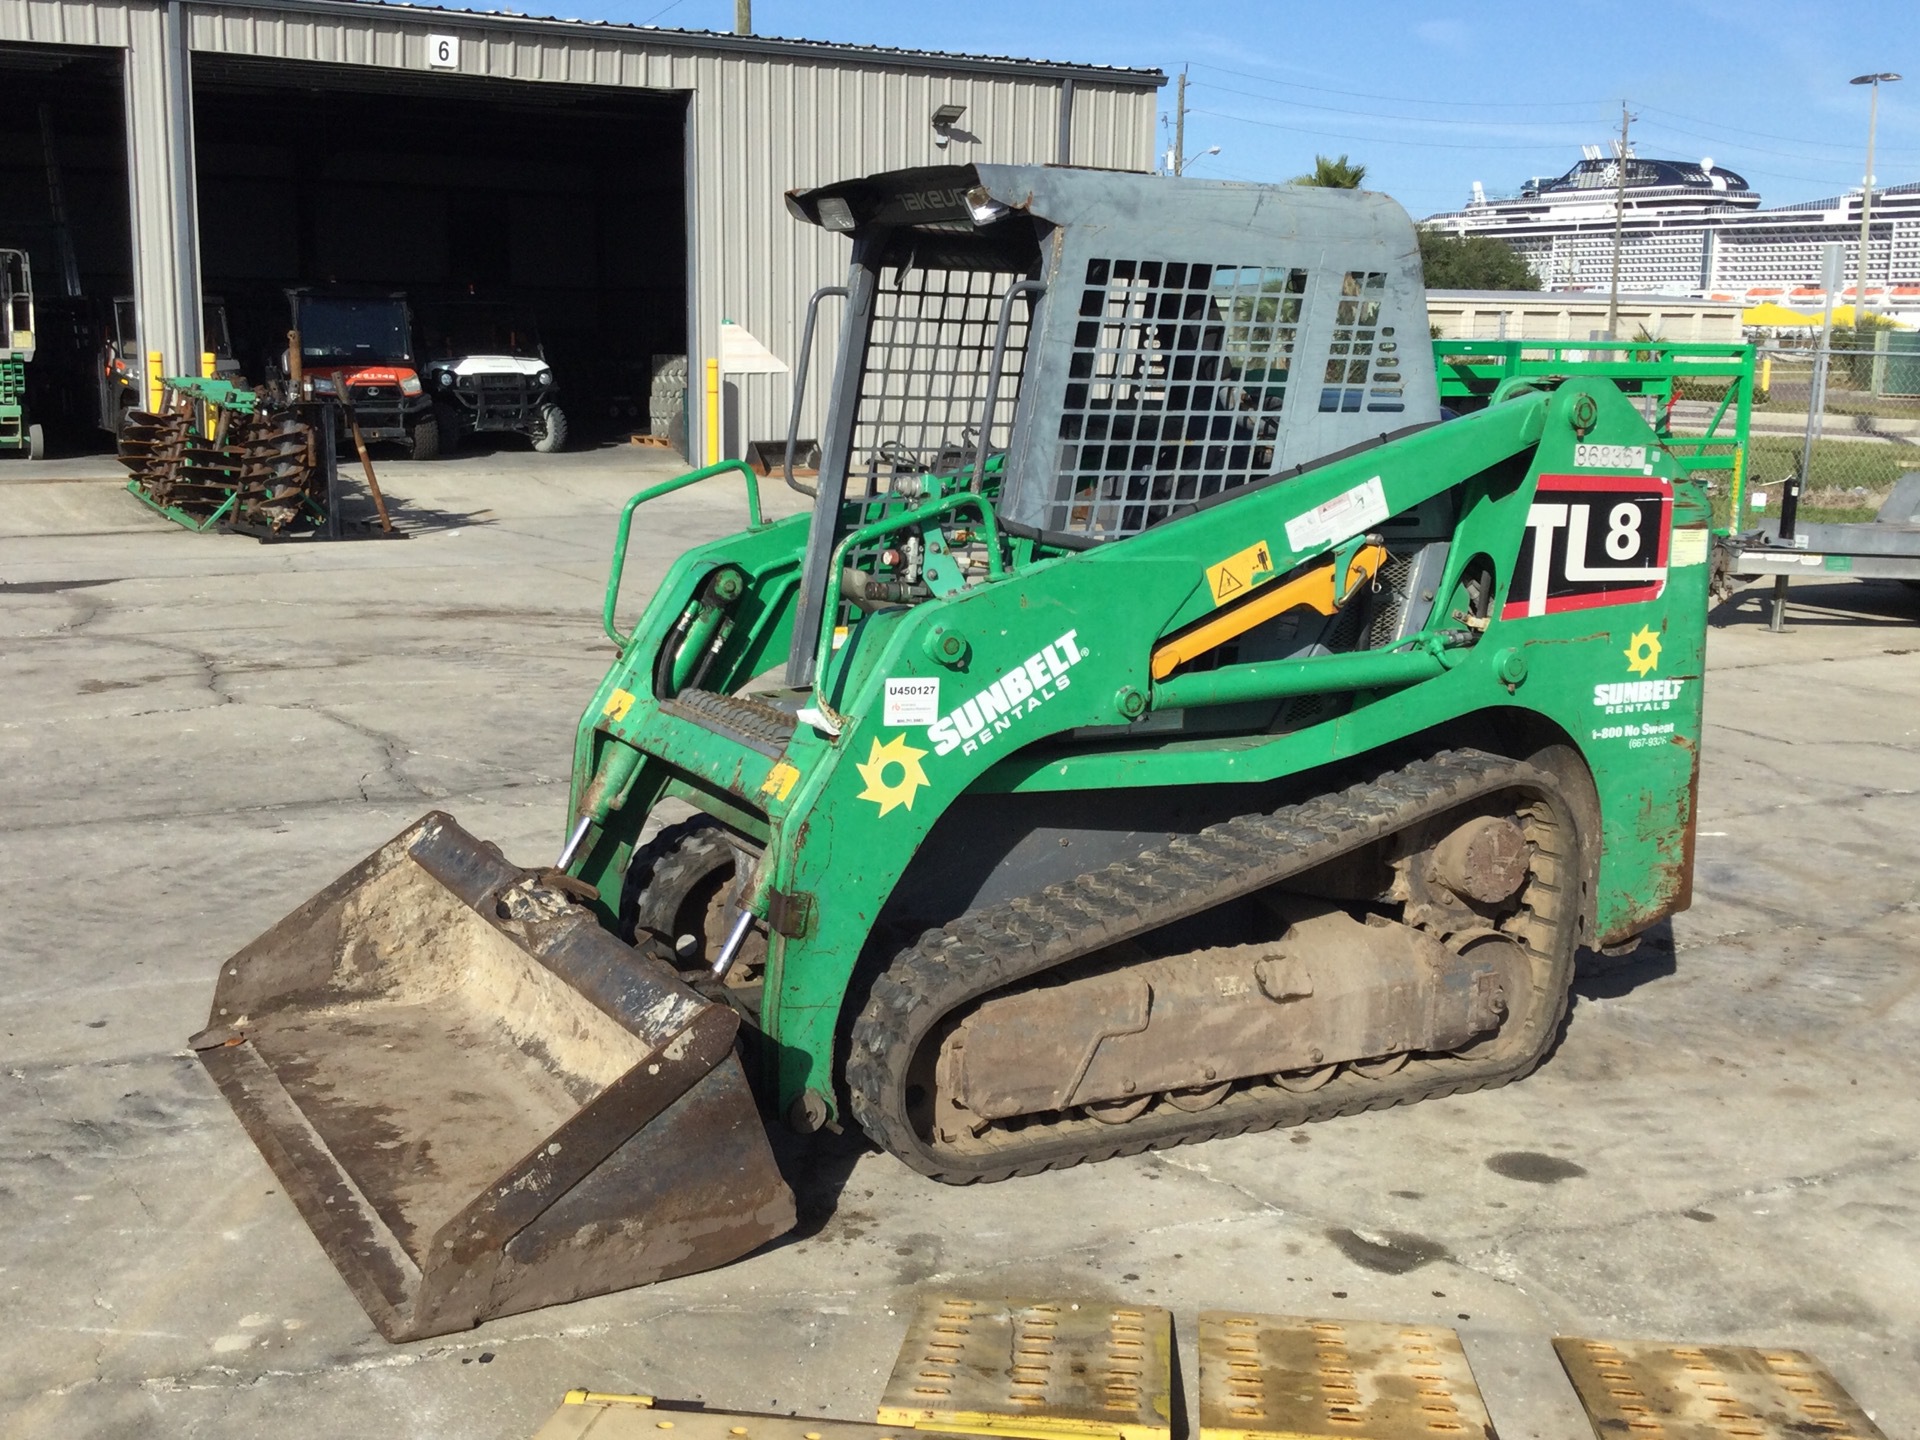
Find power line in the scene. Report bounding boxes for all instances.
[1189,106,1570,152]
[1633,114,1920,166]
[1183,59,1920,170]
[1185,60,1602,109]
[1188,78,1889,172]
[1636,100,1920,157]
[1625,130,1848,187]
[1186,61,1920,155]
[1197,79,1603,132]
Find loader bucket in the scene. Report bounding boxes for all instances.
[193,812,796,1342]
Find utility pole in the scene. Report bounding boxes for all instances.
[1605,101,1635,340]
[1173,67,1188,175]
[1851,72,1902,320]
[734,0,750,35]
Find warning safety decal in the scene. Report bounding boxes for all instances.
[1205,540,1277,606]
[1503,474,1672,620]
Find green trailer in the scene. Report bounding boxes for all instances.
[1436,336,1755,514]
[196,165,1716,1342]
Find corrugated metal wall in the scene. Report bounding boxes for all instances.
[3,0,1159,453]
[679,56,1158,448]
[0,0,130,46]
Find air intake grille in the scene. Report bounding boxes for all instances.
[1367,551,1416,650]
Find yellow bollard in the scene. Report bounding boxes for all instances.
[1759,352,1772,393]
[146,351,164,413]
[200,352,218,437]
[704,356,721,466]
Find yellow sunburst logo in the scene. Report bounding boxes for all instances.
[855,733,930,816]
[1624,625,1662,677]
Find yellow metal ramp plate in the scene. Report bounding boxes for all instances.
[1553,1338,1888,1440]
[1197,1311,1492,1440]
[533,1394,985,1440]
[877,1296,1173,1440]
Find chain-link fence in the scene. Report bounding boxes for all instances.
[1729,336,1920,525]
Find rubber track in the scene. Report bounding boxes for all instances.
[847,748,1581,1184]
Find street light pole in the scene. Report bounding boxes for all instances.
[1849,72,1902,319]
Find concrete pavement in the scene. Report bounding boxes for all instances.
[1,447,1915,1439]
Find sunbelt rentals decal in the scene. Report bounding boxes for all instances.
[1590,626,1687,746]
[928,629,1087,757]
[855,631,1090,816]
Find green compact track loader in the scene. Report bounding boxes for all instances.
[2,249,44,460]
[198,165,1710,1340]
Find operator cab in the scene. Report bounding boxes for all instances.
[781,163,1444,681]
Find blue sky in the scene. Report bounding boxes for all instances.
[448,0,1920,217]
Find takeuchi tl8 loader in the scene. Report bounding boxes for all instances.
[195,165,1708,1342]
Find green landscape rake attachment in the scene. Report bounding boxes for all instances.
[121,386,325,534]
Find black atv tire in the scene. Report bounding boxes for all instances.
[406,415,440,462]
[433,402,465,455]
[531,403,568,454]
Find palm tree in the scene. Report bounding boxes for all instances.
[1293,154,1367,189]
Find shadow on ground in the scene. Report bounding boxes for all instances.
[1713,578,1920,630]
[1573,918,1678,1002]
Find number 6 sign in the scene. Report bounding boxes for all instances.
[427,33,460,68]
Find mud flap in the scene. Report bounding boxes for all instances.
[193,811,796,1342]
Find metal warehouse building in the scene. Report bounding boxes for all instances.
[0,0,1161,455]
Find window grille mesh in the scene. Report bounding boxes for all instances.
[844,265,1031,497]
[1049,259,1308,539]
[1318,270,1404,415]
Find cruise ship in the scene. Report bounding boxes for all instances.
[1423,146,1920,310]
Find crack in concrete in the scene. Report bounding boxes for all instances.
[1710,718,1920,759]
[301,704,447,803]
[1675,891,1917,958]
[55,591,110,637]
[1147,1151,1289,1215]
[115,1299,825,1399]
[1480,1143,1920,1265]
[0,774,567,833]
[124,1181,160,1229]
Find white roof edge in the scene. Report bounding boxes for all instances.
[198,0,1169,86]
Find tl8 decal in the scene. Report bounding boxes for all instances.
[1504,473,1671,619]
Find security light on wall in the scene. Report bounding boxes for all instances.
[932,103,967,148]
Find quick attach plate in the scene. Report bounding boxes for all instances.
[877,1296,1173,1440]
[534,1394,985,1440]
[1553,1337,1887,1440]
[1196,1311,1493,1440]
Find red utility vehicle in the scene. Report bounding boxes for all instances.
[286,290,438,459]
